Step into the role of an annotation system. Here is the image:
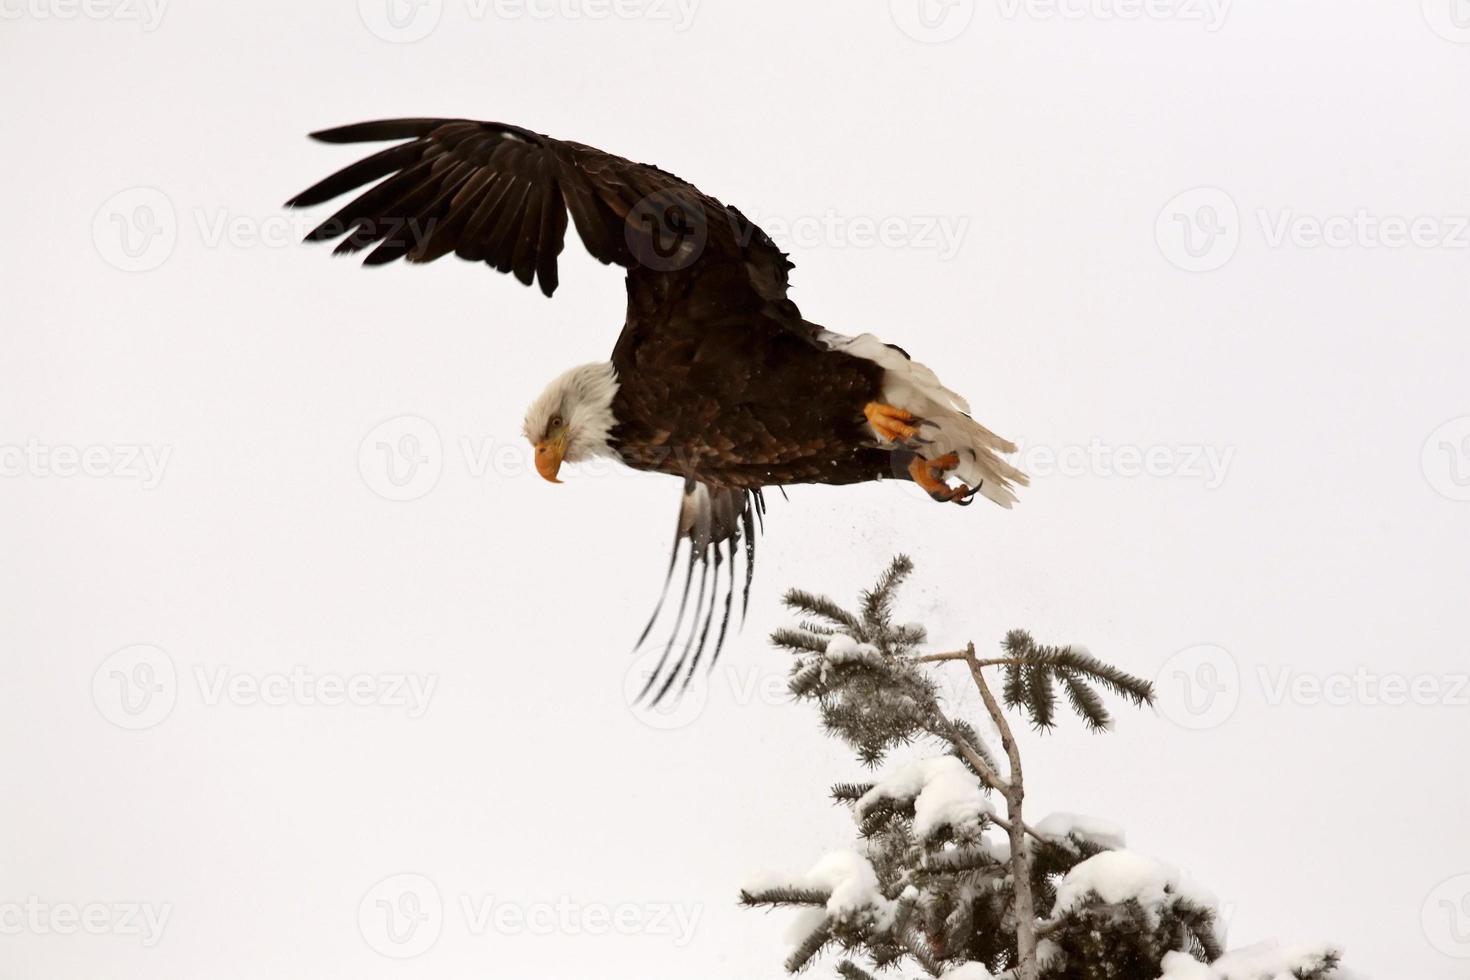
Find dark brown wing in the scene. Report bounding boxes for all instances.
[285,117,796,305]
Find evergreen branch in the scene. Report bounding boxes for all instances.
[892,622,928,649]
[831,782,875,803]
[856,796,913,838]
[943,890,976,954]
[860,555,913,633]
[1002,661,1027,711]
[835,961,879,980]
[790,661,827,698]
[1057,672,1112,732]
[1003,632,1154,708]
[891,887,919,935]
[1024,664,1057,731]
[784,589,864,634]
[741,886,832,908]
[919,845,1004,875]
[774,627,834,655]
[934,715,1010,795]
[785,920,834,973]
[946,718,1002,779]
[897,919,945,976]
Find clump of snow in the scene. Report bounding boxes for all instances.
[783,907,827,946]
[745,851,893,927]
[1210,940,1343,980]
[824,634,882,664]
[939,963,996,980]
[856,756,993,839]
[1158,950,1218,980]
[1156,941,1346,980]
[1036,811,1127,850]
[1053,850,1216,917]
[819,634,885,682]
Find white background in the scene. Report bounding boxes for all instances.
[3,1,1469,977]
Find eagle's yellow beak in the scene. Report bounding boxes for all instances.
[534,433,566,483]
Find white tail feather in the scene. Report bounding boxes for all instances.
[821,331,1029,507]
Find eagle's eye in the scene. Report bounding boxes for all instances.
[550,414,564,430]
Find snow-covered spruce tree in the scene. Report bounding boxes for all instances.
[740,557,1347,980]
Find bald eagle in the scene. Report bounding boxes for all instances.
[286,117,1026,702]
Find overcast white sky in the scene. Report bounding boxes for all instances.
[3,1,1469,978]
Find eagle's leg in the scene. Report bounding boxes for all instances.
[864,402,928,445]
[907,453,979,505]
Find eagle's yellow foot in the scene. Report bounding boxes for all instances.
[865,402,926,445]
[908,453,979,505]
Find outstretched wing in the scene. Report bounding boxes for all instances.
[284,117,795,305]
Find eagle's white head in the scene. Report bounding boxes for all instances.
[522,361,621,482]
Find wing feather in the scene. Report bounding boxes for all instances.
[286,117,796,304]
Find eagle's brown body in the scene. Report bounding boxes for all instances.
[613,272,891,489]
